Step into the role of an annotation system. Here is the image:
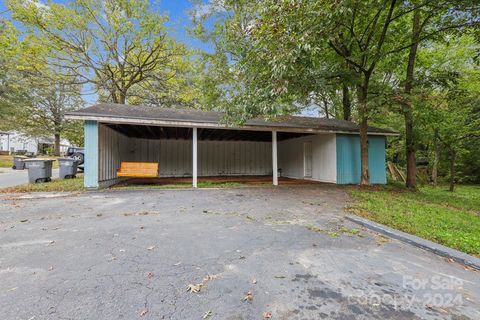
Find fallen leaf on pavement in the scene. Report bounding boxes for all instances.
[243,291,253,302]
[202,274,221,284]
[186,283,203,293]
[263,311,272,318]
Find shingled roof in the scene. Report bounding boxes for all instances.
[66,103,397,135]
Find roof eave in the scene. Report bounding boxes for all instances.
[65,113,399,136]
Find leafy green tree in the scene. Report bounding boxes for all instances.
[194,0,412,184]
[13,68,84,156]
[194,0,479,186]
[7,0,193,106]
[414,35,480,191]
[0,19,25,127]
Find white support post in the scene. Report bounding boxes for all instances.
[272,130,278,186]
[192,127,198,188]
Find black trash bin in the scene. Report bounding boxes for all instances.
[58,158,78,179]
[24,159,54,183]
[12,156,28,170]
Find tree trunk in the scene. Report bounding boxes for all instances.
[357,80,370,186]
[54,133,61,156]
[359,117,369,185]
[404,108,416,189]
[403,10,421,190]
[432,128,439,187]
[323,98,330,118]
[342,84,352,121]
[119,91,127,104]
[449,148,456,192]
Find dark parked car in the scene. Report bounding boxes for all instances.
[66,147,85,169]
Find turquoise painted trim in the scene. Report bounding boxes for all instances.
[336,134,387,184]
[336,135,361,184]
[368,136,387,184]
[84,120,99,188]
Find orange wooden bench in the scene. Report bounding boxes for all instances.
[117,162,159,178]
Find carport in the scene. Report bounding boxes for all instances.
[66,103,397,189]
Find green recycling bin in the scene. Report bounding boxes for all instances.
[24,159,54,183]
[12,156,28,170]
[58,158,78,179]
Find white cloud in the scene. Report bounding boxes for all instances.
[191,0,226,20]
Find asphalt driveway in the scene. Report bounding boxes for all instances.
[0,186,478,320]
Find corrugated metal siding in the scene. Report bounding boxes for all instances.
[98,124,131,182]
[278,134,337,183]
[336,134,386,184]
[130,139,272,177]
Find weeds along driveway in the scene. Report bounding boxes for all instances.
[0,186,478,320]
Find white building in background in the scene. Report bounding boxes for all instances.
[0,131,70,155]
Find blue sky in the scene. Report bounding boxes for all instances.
[0,0,213,52]
[0,0,215,104]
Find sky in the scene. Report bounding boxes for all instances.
[0,0,213,52]
[0,0,216,104]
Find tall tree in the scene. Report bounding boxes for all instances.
[7,0,192,106]
[194,0,410,184]
[14,69,84,156]
[194,0,479,186]
[395,1,479,190]
[0,19,25,127]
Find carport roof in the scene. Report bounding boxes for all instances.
[66,103,398,135]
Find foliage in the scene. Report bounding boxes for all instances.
[11,68,85,153]
[63,120,85,147]
[193,0,479,186]
[7,0,197,107]
[348,184,480,255]
[0,19,28,128]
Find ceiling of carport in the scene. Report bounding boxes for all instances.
[105,123,312,142]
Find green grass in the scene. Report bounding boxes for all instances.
[1,177,85,193]
[347,184,480,256]
[115,181,244,190]
[0,160,12,168]
[0,155,12,168]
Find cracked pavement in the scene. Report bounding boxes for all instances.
[0,185,479,319]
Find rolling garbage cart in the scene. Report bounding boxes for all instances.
[58,158,79,179]
[12,156,28,170]
[24,159,54,183]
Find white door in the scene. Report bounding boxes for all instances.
[304,141,312,178]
